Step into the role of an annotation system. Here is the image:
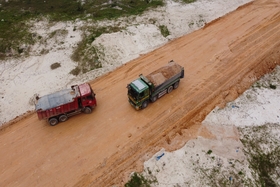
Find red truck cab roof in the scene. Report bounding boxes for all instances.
[78,83,92,96]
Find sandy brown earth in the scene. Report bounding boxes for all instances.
[1,0,280,186]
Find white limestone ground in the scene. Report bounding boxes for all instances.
[0,0,251,125]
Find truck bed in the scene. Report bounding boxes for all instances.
[146,61,183,88]
[35,88,79,111]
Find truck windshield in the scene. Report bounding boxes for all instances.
[128,85,139,100]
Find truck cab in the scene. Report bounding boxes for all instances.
[76,83,96,112]
[127,78,150,110]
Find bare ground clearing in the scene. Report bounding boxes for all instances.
[0,0,280,186]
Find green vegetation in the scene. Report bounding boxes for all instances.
[125,172,158,187]
[159,25,170,37]
[173,0,197,4]
[70,66,81,76]
[188,21,195,28]
[269,84,276,89]
[197,14,206,27]
[252,70,279,90]
[69,25,119,74]
[50,62,61,70]
[252,81,277,90]
[0,0,164,59]
[239,124,280,187]
[182,0,197,3]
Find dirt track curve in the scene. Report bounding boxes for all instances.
[1,0,280,186]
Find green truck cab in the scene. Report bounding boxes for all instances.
[127,60,184,110]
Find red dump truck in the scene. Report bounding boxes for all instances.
[127,60,184,110]
[35,83,97,126]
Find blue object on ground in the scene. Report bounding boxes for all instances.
[156,153,165,161]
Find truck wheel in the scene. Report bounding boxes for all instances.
[59,115,68,122]
[173,81,180,89]
[142,100,148,109]
[150,95,158,103]
[167,85,173,93]
[49,118,58,126]
[83,107,92,114]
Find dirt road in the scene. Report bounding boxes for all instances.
[1,0,280,186]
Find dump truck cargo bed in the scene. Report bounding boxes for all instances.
[146,61,183,88]
[145,61,184,96]
[35,88,79,111]
[35,88,80,120]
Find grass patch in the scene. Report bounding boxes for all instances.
[71,26,118,62]
[70,66,81,76]
[0,0,164,59]
[239,124,280,186]
[159,25,170,37]
[70,26,113,75]
[125,172,157,187]
[182,0,197,3]
[173,0,197,3]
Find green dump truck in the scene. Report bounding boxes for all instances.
[127,60,184,110]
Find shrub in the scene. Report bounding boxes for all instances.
[159,25,170,37]
[269,84,276,89]
[70,66,81,76]
[50,62,61,70]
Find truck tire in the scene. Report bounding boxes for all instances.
[167,85,173,93]
[49,118,58,126]
[83,106,92,114]
[150,95,158,103]
[173,81,180,89]
[142,100,148,109]
[59,115,68,122]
